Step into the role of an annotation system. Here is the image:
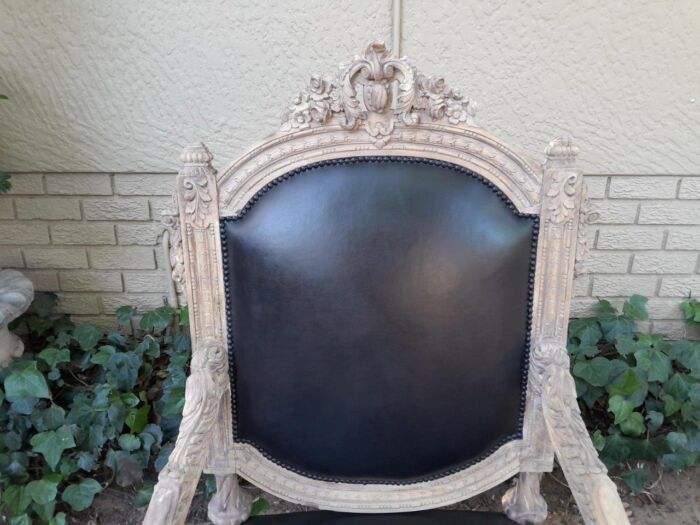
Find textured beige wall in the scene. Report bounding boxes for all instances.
[0,0,393,172]
[1,1,698,173]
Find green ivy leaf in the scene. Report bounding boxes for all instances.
[2,484,32,516]
[37,347,71,368]
[72,325,103,351]
[665,394,682,416]
[61,478,102,511]
[573,357,617,387]
[118,434,141,452]
[116,306,136,325]
[179,305,189,326]
[90,345,116,366]
[634,348,671,383]
[665,373,690,401]
[30,426,76,471]
[607,367,647,406]
[568,318,602,346]
[591,430,606,451]
[666,431,688,452]
[9,515,32,525]
[674,342,700,377]
[126,403,150,434]
[49,512,67,525]
[140,307,176,331]
[31,403,66,432]
[134,483,154,507]
[25,478,58,505]
[105,352,142,391]
[662,451,698,472]
[31,293,58,318]
[621,467,650,494]
[250,497,271,516]
[615,334,639,356]
[608,395,633,424]
[619,412,645,437]
[4,361,50,399]
[623,294,649,321]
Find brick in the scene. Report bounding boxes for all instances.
[584,251,631,273]
[149,197,176,220]
[60,271,123,292]
[638,202,700,225]
[570,298,598,317]
[679,177,700,199]
[123,271,170,292]
[646,298,686,320]
[0,248,23,267]
[22,270,59,292]
[46,174,112,195]
[83,198,149,221]
[659,276,700,297]
[55,293,100,315]
[666,228,700,250]
[0,223,49,244]
[632,252,697,274]
[591,275,658,296]
[0,198,13,219]
[7,174,43,194]
[101,293,166,313]
[15,198,81,220]
[70,315,120,332]
[583,176,607,199]
[89,247,155,269]
[573,275,591,297]
[116,223,163,246]
[590,200,638,224]
[608,176,679,199]
[596,227,664,250]
[51,223,116,245]
[24,248,88,269]
[651,320,694,341]
[114,174,175,196]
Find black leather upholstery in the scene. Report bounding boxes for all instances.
[246,510,515,524]
[221,158,537,483]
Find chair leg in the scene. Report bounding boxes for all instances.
[540,343,630,525]
[502,472,547,524]
[208,474,252,525]
[143,341,229,525]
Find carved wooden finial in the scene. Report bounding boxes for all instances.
[545,136,579,167]
[180,142,214,165]
[280,41,478,147]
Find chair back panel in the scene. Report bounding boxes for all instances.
[220,157,538,483]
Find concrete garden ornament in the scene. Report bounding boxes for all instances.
[0,269,34,368]
[146,42,629,524]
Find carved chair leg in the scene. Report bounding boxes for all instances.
[502,472,547,524]
[541,344,630,525]
[208,473,252,525]
[143,341,228,525]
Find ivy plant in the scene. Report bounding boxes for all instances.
[568,295,700,494]
[680,297,700,327]
[0,295,190,524]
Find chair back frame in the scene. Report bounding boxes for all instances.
[145,42,629,525]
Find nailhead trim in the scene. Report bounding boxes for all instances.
[220,156,539,485]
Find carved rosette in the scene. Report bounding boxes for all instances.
[280,41,478,147]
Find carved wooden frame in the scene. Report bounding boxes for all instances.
[145,43,629,525]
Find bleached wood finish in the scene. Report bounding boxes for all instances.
[146,42,628,525]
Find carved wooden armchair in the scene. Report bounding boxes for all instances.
[145,43,629,525]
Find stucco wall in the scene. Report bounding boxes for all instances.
[1,1,698,337]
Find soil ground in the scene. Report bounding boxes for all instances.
[72,464,700,524]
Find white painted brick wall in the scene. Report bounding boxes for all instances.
[0,173,698,339]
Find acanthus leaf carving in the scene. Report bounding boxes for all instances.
[544,137,580,224]
[574,183,600,277]
[280,41,478,147]
[179,143,216,229]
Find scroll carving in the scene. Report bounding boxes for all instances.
[180,144,215,229]
[574,184,600,277]
[162,200,185,285]
[281,41,478,147]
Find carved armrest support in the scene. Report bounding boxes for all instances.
[538,342,629,525]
